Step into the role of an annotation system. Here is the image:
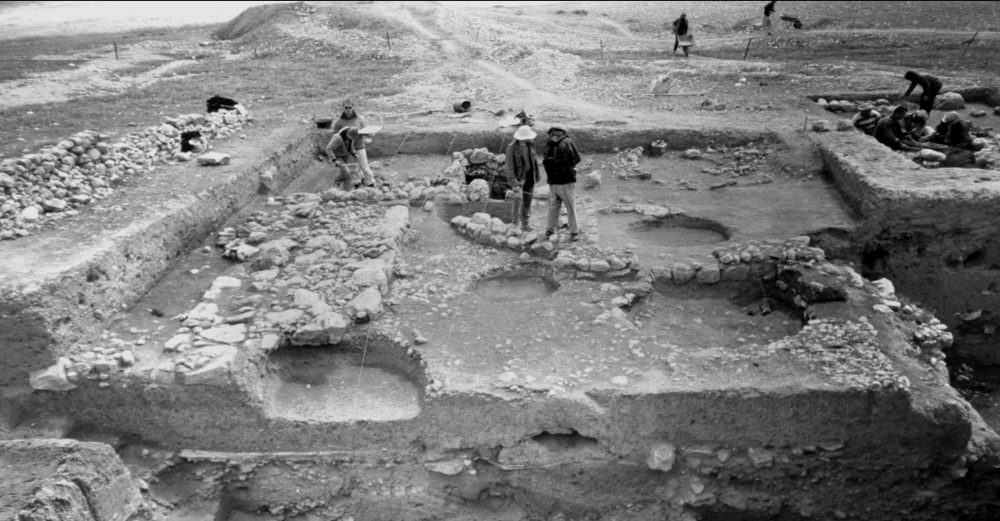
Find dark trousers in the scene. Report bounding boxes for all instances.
[920,86,941,115]
[674,35,689,56]
[511,174,535,225]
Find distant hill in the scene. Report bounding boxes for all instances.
[212,1,307,41]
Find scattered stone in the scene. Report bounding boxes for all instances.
[29,360,77,391]
[811,120,830,132]
[584,171,602,188]
[681,148,702,159]
[647,442,676,472]
[196,152,231,166]
[934,92,965,110]
[199,324,247,344]
[835,119,853,131]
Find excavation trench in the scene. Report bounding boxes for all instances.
[4,126,1000,520]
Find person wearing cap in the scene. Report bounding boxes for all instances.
[542,126,582,242]
[325,126,363,191]
[903,71,943,116]
[505,125,540,232]
[851,104,881,136]
[332,99,374,186]
[928,111,977,150]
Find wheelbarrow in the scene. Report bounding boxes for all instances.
[780,15,803,29]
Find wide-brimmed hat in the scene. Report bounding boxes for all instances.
[547,126,566,135]
[943,111,959,123]
[912,109,928,121]
[857,103,874,112]
[513,125,537,140]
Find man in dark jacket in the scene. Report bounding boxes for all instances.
[505,125,540,232]
[325,126,362,190]
[903,71,943,116]
[873,106,920,151]
[542,127,582,242]
[672,13,689,57]
[763,1,777,34]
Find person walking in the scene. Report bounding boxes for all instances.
[325,126,363,191]
[763,1,777,34]
[505,125,540,232]
[332,99,375,186]
[903,71,943,116]
[672,13,690,57]
[542,127,581,242]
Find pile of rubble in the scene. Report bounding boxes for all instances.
[0,109,249,240]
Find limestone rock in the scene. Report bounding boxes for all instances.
[647,442,676,472]
[584,171,602,188]
[41,199,68,212]
[533,184,550,200]
[183,345,237,386]
[197,152,231,166]
[29,360,77,391]
[348,287,383,321]
[917,149,947,162]
[425,459,466,476]
[468,148,493,165]
[811,120,830,132]
[934,92,965,110]
[291,311,349,345]
[20,206,40,222]
[266,308,305,327]
[681,149,702,159]
[836,119,853,131]
[199,324,247,344]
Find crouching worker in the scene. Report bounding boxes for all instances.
[332,99,375,186]
[928,111,980,151]
[851,104,881,135]
[505,125,539,232]
[873,106,920,151]
[325,126,363,191]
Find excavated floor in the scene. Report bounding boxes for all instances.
[4,128,999,520]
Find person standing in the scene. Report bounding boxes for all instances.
[763,1,777,34]
[542,127,581,242]
[325,126,362,191]
[672,13,689,57]
[332,99,375,186]
[903,71,943,116]
[505,125,540,232]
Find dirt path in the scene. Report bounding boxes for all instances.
[0,50,196,109]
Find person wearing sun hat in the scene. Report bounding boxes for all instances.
[504,125,540,232]
[332,98,374,186]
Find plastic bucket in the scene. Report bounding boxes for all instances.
[315,118,332,129]
[452,100,473,113]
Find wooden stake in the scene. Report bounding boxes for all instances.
[475,27,480,43]
[113,41,118,60]
[743,38,753,60]
[962,30,979,57]
[386,31,391,51]
[600,39,604,60]
[254,47,258,59]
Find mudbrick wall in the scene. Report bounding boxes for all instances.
[0,128,315,387]
[818,131,1000,363]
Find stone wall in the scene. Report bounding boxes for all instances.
[0,109,248,240]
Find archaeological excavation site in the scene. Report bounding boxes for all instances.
[3,1,1000,520]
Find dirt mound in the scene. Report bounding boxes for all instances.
[212,1,310,41]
